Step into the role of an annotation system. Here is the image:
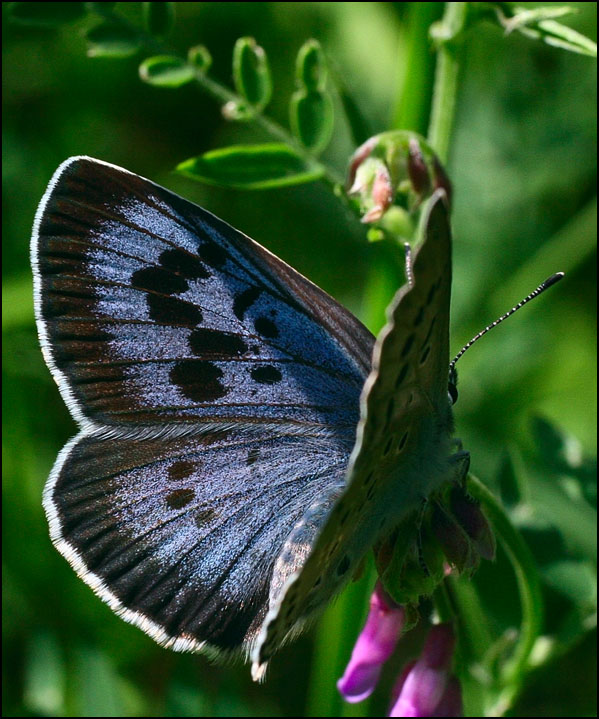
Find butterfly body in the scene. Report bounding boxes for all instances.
[33,157,457,673]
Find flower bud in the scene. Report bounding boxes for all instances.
[407,138,431,196]
[389,624,462,717]
[337,582,406,703]
[431,503,476,573]
[450,486,496,561]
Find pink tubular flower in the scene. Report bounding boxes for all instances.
[337,582,406,703]
[389,623,462,717]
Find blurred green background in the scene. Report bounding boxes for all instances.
[2,2,596,717]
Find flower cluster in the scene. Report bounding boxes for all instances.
[347,131,452,225]
[338,583,462,717]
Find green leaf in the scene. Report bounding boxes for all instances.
[296,39,327,91]
[176,144,325,189]
[289,89,334,155]
[232,37,272,110]
[142,1,175,38]
[496,4,577,30]
[138,55,195,88]
[188,45,212,73]
[86,23,141,58]
[535,19,597,57]
[8,1,86,25]
[486,3,597,57]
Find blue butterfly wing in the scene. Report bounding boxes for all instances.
[34,157,375,657]
[47,426,350,655]
[33,157,373,430]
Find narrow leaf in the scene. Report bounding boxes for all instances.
[176,144,324,189]
[86,23,141,58]
[296,39,327,91]
[139,56,195,88]
[489,2,597,57]
[232,37,272,109]
[289,89,334,155]
[188,45,212,73]
[536,19,597,57]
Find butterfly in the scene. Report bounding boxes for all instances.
[32,156,456,679]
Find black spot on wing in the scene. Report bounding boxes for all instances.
[254,316,279,338]
[195,508,216,527]
[233,287,261,321]
[168,460,196,481]
[170,360,227,401]
[251,366,282,384]
[426,282,438,305]
[198,241,227,268]
[421,316,437,348]
[159,248,210,280]
[401,334,415,357]
[131,266,188,295]
[147,294,203,326]
[166,488,195,509]
[247,448,260,465]
[189,328,248,358]
[394,364,409,389]
[337,555,351,576]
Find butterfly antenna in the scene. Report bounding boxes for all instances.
[449,272,565,371]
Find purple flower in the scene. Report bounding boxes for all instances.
[337,582,406,703]
[389,623,462,717]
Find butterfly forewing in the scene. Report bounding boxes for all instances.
[33,157,373,430]
[34,157,375,659]
[254,193,453,671]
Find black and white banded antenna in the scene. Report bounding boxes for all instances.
[450,272,565,374]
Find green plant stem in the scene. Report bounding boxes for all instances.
[427,2,468,163]
[87,5,344,187]
[467,474,544,711]
[391,2,443,134]
[433,579,456,623]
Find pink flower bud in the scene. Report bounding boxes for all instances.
[389,624,461,717]
[337,582,406,703]
[407,138,431,196]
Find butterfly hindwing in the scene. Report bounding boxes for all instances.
[33,157,373,430]
[45,424,351,656]
[253,192,453,671]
